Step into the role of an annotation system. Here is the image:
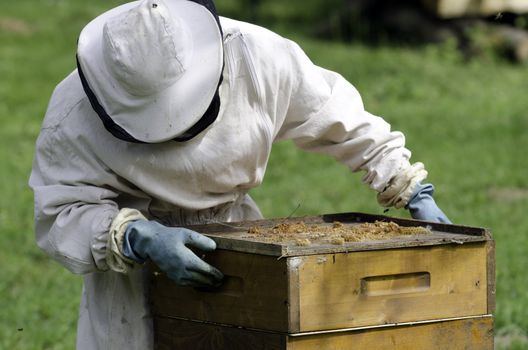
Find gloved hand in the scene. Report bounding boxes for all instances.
[123,220,224,287]
[406,183,452,223]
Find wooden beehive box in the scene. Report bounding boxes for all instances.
[150,212,495,349]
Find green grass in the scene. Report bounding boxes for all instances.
[1,1,527,349]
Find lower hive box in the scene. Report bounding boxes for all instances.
[150,212,495,348]
[154,316,494,350]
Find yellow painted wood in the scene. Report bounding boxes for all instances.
[151,243,490,333]
[288,317,493,350]
[296,243,488,331]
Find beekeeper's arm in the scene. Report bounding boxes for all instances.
[29,117,223,284]
[268,38,450,222]
[29,129,120,274]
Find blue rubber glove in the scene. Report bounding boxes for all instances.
[406,183,452,223]
[123,220,224,288]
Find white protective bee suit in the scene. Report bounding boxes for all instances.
[29,5,427,349]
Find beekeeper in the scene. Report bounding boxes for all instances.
[29,0,450,348]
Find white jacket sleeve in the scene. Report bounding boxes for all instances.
[29,126,120,274]
[272,39,426,203]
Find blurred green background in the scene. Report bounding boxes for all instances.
[1,0,527,348]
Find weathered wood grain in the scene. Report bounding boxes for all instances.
[154,316,494,350]
[294,243,488,332]
[288,316,494,350]
[150,212,494,339]
[184,212,491,257]
[151,243,490,333]
[154,317,286,350]
[151,250,290,332]
[487,240,496,314]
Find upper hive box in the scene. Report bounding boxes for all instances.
[150,212,495,334]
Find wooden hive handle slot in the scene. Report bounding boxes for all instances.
[360,272,431,297]
[195,275,245,298]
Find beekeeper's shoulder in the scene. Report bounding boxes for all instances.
[219,17,294,61]
[41,70,89,131]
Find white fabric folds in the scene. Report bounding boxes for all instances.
[77,0,223,142]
